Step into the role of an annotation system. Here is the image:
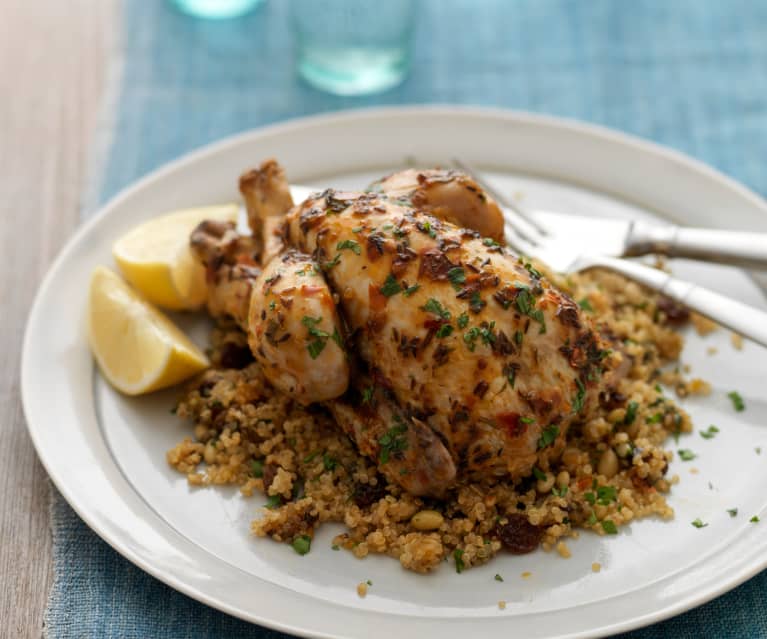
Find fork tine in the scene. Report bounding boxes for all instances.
[503,220,538,259]
[451,157,550,241]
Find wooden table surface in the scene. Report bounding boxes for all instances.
[0,1,115,636]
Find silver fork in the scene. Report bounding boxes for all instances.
[453,163,767,349]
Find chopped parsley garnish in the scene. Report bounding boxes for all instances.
[264,495,282,509]
[578,298,594,312]
[584,491,596,505]
[292,535,311,555]
[332,544,340,550]
[469,290,486,314]
[677,449,696,461]
[700,425,719,439]
[482,237,500,248]
[601,520,618,535]
[457,312,469,329]
[251,459,264,478]
[727,508,738,517]
[351,226,363,233]
[596,485,617,505]
[478,322,496,345]
[757,447,763,455]
[646,412,663,424]
[514,286,534,315]
[532,466,546,481]
[551,485,568,497]
[303,451,320,464]
[403,283,420,297]
[521,416,536,424]
[380,274,402,297]
[378,421,409,463]
[750,516,760,523]
[494,574,504,582]
[537,424,559,449]
[727,391,745,412]
[572,378,586,413]
[691,518,708,529]
[447,266,466,290]
[268,300,276,311]
[336,239,361,254]
[306,339,326,360]
[587,511,598,526]
[366,579,373,586]
[331,327,343,350]
[422,298,451,320]
[361,386,374,404]
[524,262,542,279]
[436,324,454,338]
[422,221,437,238]
[453,548,465,573]
[322,454,337,472]
[463,327,481,351]
[323,254,341,270]
[624,401,639,425]
[514,330,524,345]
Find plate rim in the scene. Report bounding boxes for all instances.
[22,105,767,639]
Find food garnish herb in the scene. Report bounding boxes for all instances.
[601,520,618,535]
[537,424,559,449]
[453,549,465,573]
[380,274,402,297]
[336,239,361,254]
[677,449,696,461]
[378,421,409,463]
[422,298,451,320]
[727,391,745,412]
[691,518,708,529]
[700,425,719,439]
[292,535,311,555]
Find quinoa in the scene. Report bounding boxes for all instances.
[168,268,697,574]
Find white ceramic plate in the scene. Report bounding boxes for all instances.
[23,107,767,639]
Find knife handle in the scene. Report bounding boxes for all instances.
[626,222,767,270]
[577,255,767,348]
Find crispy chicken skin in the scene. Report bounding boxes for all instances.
[248,249,349,403]
[193,162,616,495]
[370,168,506,242]
[286,190,615,479]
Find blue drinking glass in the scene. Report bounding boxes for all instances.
[171,0,264,19]
[290,0,415,96]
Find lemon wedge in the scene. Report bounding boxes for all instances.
[112,204,238,310]
[88,266,209,395]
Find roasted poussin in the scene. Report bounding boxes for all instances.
[192,162,616,496]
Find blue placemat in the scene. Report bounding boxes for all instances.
[45,1,767,637]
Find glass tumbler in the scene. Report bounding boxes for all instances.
[290,0,415,96]
[171,0,264,19]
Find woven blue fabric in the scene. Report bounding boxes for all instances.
[46,0,767,637]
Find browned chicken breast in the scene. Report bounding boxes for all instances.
[286,189,615,480]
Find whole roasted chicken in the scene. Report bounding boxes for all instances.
[191,161,616,497]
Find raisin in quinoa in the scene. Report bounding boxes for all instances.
[168,267,708,574]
